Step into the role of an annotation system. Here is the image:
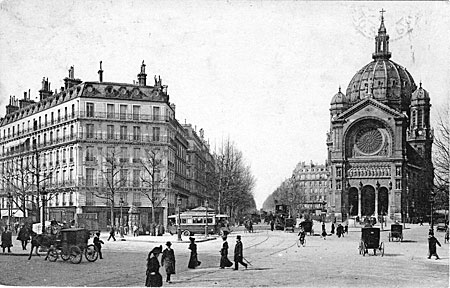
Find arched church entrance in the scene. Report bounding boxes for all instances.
[378,187,389,215]
[348,187,359,216]
[361,185,375,216]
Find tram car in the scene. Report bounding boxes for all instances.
[274,204,289,230]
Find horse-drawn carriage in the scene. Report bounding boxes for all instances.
[388,223,403,242]
[29,228,98,264]
[284,218,295,232]
[299,220,314,235]
[358,227,384,256]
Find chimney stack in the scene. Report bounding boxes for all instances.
[137,60,147,86]
[98,61,103,82]
[64,65,82,89]
[6,95,20,114]
[39,77,53,101]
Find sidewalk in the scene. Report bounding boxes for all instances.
[102,232,217,243]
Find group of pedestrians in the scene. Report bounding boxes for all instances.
[145,234,248,287]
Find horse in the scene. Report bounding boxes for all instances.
[28,232,57,260]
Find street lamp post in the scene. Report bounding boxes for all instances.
[119,197,124,238]
[7,192,13,230]
[40,187,47,234]
[205,200,209,238]
[430,189,436,229]
[177,196,182,241]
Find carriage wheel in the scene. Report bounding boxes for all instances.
[380,242,385,257]
[182,230,191,236]
[47,248,58,262]
[61,252,70,261]
[85,244,99,262]
[69,246,82,264]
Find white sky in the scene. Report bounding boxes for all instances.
[1,0,449,209]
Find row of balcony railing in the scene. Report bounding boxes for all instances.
[79,111,170,122]
[0,133,171,158]
[1,111,171,142]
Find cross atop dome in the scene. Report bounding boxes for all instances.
[372,8,391,60]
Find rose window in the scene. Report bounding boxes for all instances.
[355,128,383,155]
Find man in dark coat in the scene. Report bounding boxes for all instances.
[428,230,441,260]
[270,220,274,231]
[321,222,327,239]
[93,231,104,259]
[17,224,30,250]
[108,226,116,241]
[331,223,335,234]
[161,241,176,283]
[188,237,201,268]
[146,245,163,287]
[1,227,13,253]
[233,235,247,270]
[220,235,233,268]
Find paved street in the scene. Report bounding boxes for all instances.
[0,223,448,287]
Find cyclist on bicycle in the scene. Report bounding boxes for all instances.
[298,226,306,246]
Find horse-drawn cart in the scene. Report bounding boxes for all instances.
[388,223,403,242]
[46,228,98,264]
[358,227,384,256]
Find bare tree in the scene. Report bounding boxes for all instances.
[433,107,449,210]
[83,147,126,228]
[212,139,256,222]
[139,147,167,236]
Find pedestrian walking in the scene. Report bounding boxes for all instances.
[133,224,139,237]
[93,231,104,259]
[220,235,233,269]
[108,226,116,241]
[336,224,343,238]
[427,230,441,260]
[161,241,176,283]
[419,217,424,226]
[344,223,348,235]
[145,245,163,287]
[331,223,335,234]
[17,224,30,250]
[270,220,274,231]
[321,222,327,239]
[188,237,201,269]
[1,226,13,253]
[233,235,247,270]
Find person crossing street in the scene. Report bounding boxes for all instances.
[233,235,247,270]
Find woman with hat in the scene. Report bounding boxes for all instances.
[188,237,201,269]
[220,235,233,269]
[161,241,176,283]
[145,245,163,287]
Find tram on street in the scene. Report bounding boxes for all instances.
[168,206,229,236]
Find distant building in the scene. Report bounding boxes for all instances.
[0,61,215,230]
[327,15,433,222]
[291,161,329,218]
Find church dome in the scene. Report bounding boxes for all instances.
[345,15,417,111]
[330,87,347,105]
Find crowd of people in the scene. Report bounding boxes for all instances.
[145,233,248,287]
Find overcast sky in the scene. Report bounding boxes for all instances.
[1,0,449,209]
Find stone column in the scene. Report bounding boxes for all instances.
[358,182,362,218]
[375,182,380,217]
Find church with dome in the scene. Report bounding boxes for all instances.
[326,13,433,223]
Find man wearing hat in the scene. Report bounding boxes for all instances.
[145,245,163,287]
[428,229,441,260]
[93,231,104,259]
[233,235,247,270]
[162,241,176,283]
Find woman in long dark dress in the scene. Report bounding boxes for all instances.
[145,246,163,287]
[220,235,233,268]
[188,237,201,269]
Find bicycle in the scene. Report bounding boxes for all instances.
[297,234,306,247]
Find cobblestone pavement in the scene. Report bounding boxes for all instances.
[0,223,448,287]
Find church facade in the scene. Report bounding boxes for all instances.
[327,15,433,223]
